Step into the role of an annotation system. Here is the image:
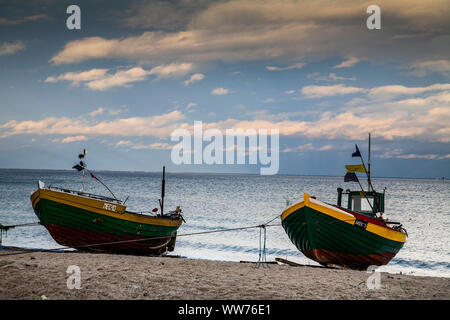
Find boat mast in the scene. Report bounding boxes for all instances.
[160,166,165,216]
[72,149,118,201]
[368,133,371,192]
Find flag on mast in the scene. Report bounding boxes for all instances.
[345,164,366,173]
[352,145,361,157]
[344,172,359,182]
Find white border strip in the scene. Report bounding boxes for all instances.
[309,196,355,218]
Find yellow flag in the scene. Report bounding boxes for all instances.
[345,164,366,173]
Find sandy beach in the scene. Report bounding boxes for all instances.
[0,250,448,300]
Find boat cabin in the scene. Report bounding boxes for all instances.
[337,188,384,217]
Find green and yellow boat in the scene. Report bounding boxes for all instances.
[30,151,184,255]
[281,135,407,269]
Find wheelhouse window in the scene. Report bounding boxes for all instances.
[351,195,374,213]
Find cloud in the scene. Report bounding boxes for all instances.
[119,0,210,30]
[86,67,149,91]
[2,82,449,147]
[186,102,197,110]
[52,135,88,143]
[148,62,193,79]
[266,63,305,71]
[0,111,186,139]
[211,87,229,95]
[89,107,126,117]
[89,107,106,117]
[0,14,48,25]
[333,57,360,69]
[207,109,446,143]
[45,69,109,86]
[49,1,450,66]
[115,140,132,147]
[308,72,356,81]
[201,84,450,143]
[184,73,205,85]
[45,64,193,90]
[301,84,365,98]
[397,153,450,160]
[132,142,173,150]
[408,59,450,76]
[368,83,450,100]
[0,41,26,56]
[49,37,119,65]
[283,143,333,152]
[378,149,450,160]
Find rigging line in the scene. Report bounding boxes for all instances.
[85,168,118,201]
[263,215,281,226]
[0,223,278,257]
[355,176,374,212]
[2,216,401,258]
[0,222,41,231]
[6,215,384,257]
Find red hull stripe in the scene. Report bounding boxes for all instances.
[305,248,395,270]
[337,206,394,229]
[45,223,174,255]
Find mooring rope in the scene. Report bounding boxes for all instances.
[255,225,268,269]
[0,222,42,246]
[1,212,393,259]
[0,218,282,257]
[0,222,41,231]
[253,214,281,268]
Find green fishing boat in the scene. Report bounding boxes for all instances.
[281,134,407,269]
[30,150,184,255]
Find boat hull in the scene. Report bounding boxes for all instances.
[281,194,406,269]
[31,188,182,255]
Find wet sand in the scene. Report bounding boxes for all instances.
[0,250,449,300]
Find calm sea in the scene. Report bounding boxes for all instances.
[0,169,449,278]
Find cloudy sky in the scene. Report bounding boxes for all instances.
[1,0,449,178]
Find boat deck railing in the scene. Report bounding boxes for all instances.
[46,185,123,204]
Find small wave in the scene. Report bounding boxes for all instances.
[391,257,450,270]
[178,239,304,257]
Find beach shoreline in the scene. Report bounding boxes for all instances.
[0,250,448,300]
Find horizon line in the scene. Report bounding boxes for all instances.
[0,167,447,180]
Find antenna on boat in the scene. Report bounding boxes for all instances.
[72,149,118,201]
[72,149,88,191]
[159,166,166,216]
[352,135,375,194]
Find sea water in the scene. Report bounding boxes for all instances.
[0,169,448,278]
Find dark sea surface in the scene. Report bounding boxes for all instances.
[0,169,449,277]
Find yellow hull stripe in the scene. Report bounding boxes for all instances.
[281,193,406,243]
[281,201,305,221]
[31,189,182,227]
